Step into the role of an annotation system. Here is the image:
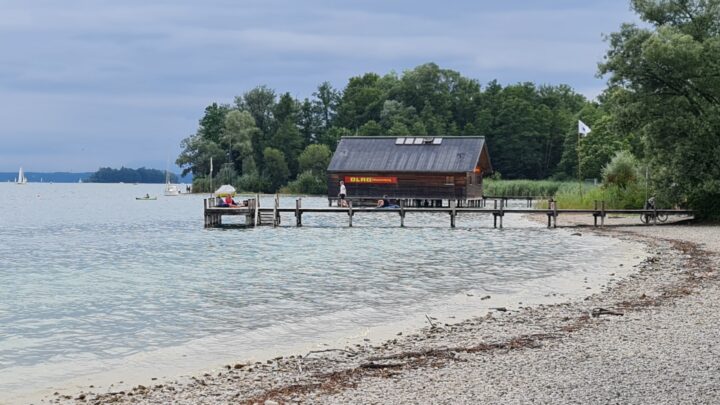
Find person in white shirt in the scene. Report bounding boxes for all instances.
[338,181,348,207]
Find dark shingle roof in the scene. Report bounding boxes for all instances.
[327,136,488,173]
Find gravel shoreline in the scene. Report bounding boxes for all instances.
[45,219,719,405]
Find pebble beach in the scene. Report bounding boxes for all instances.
[43,217,719,405]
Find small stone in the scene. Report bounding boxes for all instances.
[234,363,244,369]
[481,295,491,300]
[265,400,279,405]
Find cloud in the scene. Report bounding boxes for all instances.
[0,0,638,171]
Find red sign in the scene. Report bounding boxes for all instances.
[344,176,397,184]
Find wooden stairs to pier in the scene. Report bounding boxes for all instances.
[258,211,279,226]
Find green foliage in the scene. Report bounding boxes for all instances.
[553,183,646,210]
[484,179,572,197]
[599,0,720,218]
[602,150,639,189]
[283,171,328,194]
[222,110,258,174]
[190,176,213,193]
[262,147,289,192]
[87,167,176,183]
[216,164,241,187]
[298,144,332,175]
[237,173,267,193]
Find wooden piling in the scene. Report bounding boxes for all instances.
[348,201,353,227]
[295,198,302,227]
[450,200,456,228]
[400,200,405,227]
[499,199,504,229]
[273,194,279,227]
[254,194,260,226]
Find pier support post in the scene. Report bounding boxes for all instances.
[594,200,598,227]
[450,200,456,228]
[493,200,498,228]
[296,198,302,227]
[601,200,605,227]
[499,199,504,229]
[348,202,353,227]
[254,194,260,226]
[273,194,279,227]
[400,200,405,227]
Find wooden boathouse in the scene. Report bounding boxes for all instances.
[326,136,492,206]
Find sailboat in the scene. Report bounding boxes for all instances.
[16,167,27,185]
[164,170,180,196]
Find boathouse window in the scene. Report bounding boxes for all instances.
[413,137,423,145]
[395,137,405,145]
[404,137,415,144]
[432,138,442,144]
[445,176,454,185]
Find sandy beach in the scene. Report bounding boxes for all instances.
[43,216,718,405]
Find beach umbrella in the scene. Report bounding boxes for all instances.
[214,184,236,197]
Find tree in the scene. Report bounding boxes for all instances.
[262,147,290,192]
[357,120,383,136]
[198,103,230,143]
[221,110,258,175]
[599,0,720,217]
[298,144,332,175]
[313,81,340,130]
[269,119,303,177]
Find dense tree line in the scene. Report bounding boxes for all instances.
[177,0,720,218]
[177,64,594,193]
[87,167,178,183]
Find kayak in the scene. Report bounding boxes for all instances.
[136,196,157,200]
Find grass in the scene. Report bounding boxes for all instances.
[484,179,575,198]
[485,179,647,209]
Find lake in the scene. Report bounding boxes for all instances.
[0,183,643,402]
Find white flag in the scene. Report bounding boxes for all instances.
[578,120,591,137]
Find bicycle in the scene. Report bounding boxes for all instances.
[640,197,668,223]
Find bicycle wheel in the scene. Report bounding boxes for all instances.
[640,213,649,224]
[658,212,668,222]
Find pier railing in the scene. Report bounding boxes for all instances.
[203,195,693,229]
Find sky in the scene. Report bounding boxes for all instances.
[0,0,640,172]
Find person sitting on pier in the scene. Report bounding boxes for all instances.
[377,195,400,209]
[224,195,237,207]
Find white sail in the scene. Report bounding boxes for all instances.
[16,167,27,184]
[164,170,180,196]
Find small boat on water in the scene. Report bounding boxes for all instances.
[136,195,157,200]
[164,170,180,196]
[16,167,27,185]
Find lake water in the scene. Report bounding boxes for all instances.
[0,183,644,402]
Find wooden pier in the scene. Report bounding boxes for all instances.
[204,195,693,229]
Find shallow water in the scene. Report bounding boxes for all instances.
[0,183,643,401]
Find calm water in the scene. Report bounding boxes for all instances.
[0,183,642,401]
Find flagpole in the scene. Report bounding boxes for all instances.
[577,131,582,198]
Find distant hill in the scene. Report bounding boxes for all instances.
[0,171,192,183]
[0,172,93,183]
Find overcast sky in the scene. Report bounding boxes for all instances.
[0,0,639,172]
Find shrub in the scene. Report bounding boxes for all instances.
[284,171,327,195]
[602,150,639,189]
